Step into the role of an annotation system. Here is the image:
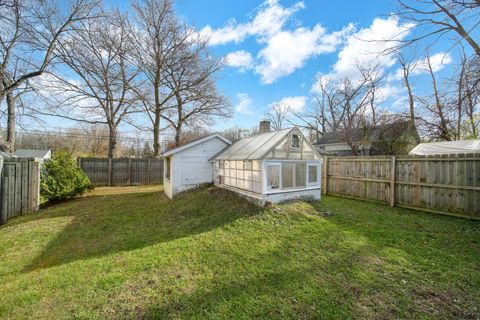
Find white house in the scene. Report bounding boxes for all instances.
[161,134,231,199]
[211,125,323,205]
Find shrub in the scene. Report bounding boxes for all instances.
[41,151,93,202]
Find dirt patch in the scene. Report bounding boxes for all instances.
[410,285,479,319]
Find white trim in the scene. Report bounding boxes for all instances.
[161,134,231,157]
[263,159,322,194]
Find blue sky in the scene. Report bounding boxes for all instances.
[168,0,456,131]
[32,0,464,136]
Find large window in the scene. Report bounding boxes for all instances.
[265,161,320,192]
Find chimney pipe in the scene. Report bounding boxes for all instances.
[259,120,270,133]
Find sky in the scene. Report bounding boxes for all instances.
[170,0,456,131]
[29,0,463,137]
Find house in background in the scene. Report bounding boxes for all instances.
[14,149,52,164]
[314,121,419,156]
[211,123,323,205]
[161,134,231,199]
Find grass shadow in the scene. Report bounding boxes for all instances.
[23,186,261,272]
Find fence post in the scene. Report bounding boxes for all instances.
[390,156,396,207]
[0,159,5,225]
[147,159,150,185]
[108,158,112,187]
[323,156,328,195]
[127,158,132,185]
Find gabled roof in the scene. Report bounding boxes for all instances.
[314,121,417,146]
[15,149,51,158]
[212,128,295,161]
[409,139,480,155]
[161,133,231,157]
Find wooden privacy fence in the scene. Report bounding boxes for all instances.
[323,154,480,220]
[79,158,163,186]
[0,158,41,225]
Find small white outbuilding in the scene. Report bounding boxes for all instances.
[161,134,231,199]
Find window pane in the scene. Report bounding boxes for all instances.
[295,163,306,187]
[308,165,318,183]
[282,163,294,188]
[267,165,280,188]
[166,158,171,180]
[291,134,300,149]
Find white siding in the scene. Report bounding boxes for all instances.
[165,137,230,199]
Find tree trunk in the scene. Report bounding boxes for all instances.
[403,65,421,143]
[153,112,161,157]
[107,124,117,159]
[6,92,16,153]
[174,122,182,147]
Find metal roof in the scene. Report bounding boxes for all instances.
[15,149,51,158]
[409,139,480,155]
[212,128,295,160]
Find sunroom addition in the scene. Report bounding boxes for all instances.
[211,127,323,205]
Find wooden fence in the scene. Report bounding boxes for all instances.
[79,158,163,186]
[0,158,41,225]
[323,154,480,220]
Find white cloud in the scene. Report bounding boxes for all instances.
[235,93,254,115]
[200,0,304,46]
[414,52,453,74]
[225,50,254,70]
[333,16,413,80]
[269,96,307,113]
[256,24,353,84]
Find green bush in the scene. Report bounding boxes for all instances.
[41,151,93,202]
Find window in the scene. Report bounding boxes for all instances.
[295,163,306,187]
[165,157,171,181]
[308,165,318,184]
[266,164,280,189]
[219,160,224,169]
[291,134,300,149]
[244,160,252,170]
[282,163,294,188]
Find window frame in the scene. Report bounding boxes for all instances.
[265,162,281,191]
[165,157,171,181]
[307,163,319,187]
[263,160,321,194]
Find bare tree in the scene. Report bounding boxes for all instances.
[418,52,455,140]
[0,0,98,151]
[160,29,231,147]
[397,52,422,143]
[267,103,292,130]
[394,0,480,57]
[131,0,178,157]
[44,10,142,158]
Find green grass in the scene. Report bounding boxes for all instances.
[0,185,479,319]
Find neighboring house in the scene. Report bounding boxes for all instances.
[211,125,323,205]
[161,134,231,199]
[314,121,419,156]
[409,139,480,155]
[14,149,52,163]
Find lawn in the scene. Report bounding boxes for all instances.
[0,185,479,319]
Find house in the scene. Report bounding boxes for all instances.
[211,123,323,205]
[314,121,419,156]
[161,133,231,199]
[409,139,480,155]
[15,149,52,163]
